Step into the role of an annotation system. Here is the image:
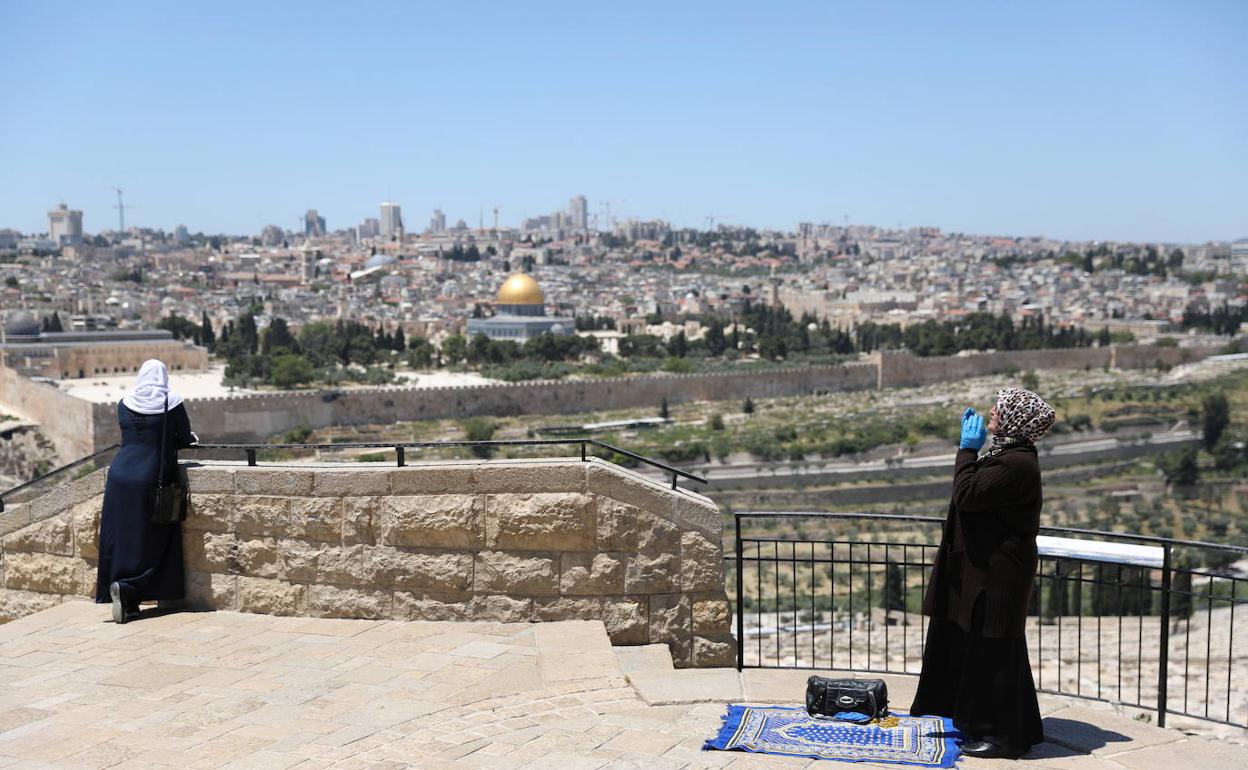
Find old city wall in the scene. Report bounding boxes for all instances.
[71,342,1226,451]
[0,367,97,461]
[0,458,735,667]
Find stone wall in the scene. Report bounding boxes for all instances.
[0,458,734,667]
[0,366,98,461]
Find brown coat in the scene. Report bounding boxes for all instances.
[922,444,1042,638]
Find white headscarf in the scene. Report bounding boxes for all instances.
[122,359,184,415]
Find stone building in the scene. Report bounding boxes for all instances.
[1,311,208,379]
[466,273,575,342]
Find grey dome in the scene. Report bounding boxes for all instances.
[366,253,396,269]
[5,311,39,337]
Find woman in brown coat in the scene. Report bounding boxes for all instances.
[910,388,1056,759]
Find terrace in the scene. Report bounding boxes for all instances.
[0,441,1245,767]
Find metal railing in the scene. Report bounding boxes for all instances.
[0,437,706,512]
[729,511,1248,730]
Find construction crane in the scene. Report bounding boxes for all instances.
[113,188,138,233]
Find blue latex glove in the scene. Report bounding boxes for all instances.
[959,408,987,450]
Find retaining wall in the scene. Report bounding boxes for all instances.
[0,458,734,667]
[0,367,97,460]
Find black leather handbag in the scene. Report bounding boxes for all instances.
[806,676,889,722]
[147,395,188,524]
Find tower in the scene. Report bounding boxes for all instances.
[380,202,403,239]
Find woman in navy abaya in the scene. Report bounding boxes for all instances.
[95,359,197,623]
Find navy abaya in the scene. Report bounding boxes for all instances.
[94,401,194,609]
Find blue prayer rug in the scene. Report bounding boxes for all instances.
[704,706,961,767]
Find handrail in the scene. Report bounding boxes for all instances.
[0,443,120,513]
[190,437,708,489]
[732,510,1248,555]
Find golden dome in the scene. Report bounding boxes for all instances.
[496,273,544,305]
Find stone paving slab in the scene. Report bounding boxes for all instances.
[0,601,1245,769]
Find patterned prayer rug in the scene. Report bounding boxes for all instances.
[704,706,961,767]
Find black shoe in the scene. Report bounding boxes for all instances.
[110,582,126,624]
[961,739,1026,759]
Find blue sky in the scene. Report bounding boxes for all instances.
[1,1,1244,242]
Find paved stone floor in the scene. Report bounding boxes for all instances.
[1,601,1245,769]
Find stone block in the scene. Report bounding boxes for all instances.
[474,551,558,596]
[470,594,532,623]
[275,539,320,583]
[289,497,343,543]
[233,496,291,537]
[184,494,233,533]
[691,636,736,668]
[671,493,720,537]
[307,584,391,620]
[0,587,64,622]
[534,597,603,622]
[393,591,472,621]
[362,547,472,593]
[312,470,390,497]
[235,469,314,497]
[0,505,30,538]
[560,552,624,596]
[2,515,73,556]
[69,498,101,559]
[390,464,476,495]
[379,495,482,549]
[625,552,679,594]
[486,493,594,551]
[341,497,382,545]
[472,462,585,494]
[236,538,280,579]
[185,466,236,494]
[185,571,238,610]
[680,531,723,593]
[182,532,240,574]
[648,593,691,664]
[597,500,680,554]
[315,545,364,585]
[692,599,731,636]
[237,577,306,616]
[2,552,84,594]
[588,462,672,521]
[28,477,91,524]
[602,597,648,644]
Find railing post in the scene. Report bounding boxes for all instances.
[246,448,256,467]
[396,447,405,467]
[735,512,745,671]
[1157,543,1172,728]
[671,472,677,490]
[580,441,587,462]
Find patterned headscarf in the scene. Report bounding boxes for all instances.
[986,387,1055,457]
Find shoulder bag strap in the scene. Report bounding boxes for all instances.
[157,393,168,487]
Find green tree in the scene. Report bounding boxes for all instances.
[270,353,313,388]
[46,311,63,333]
[882,562,906,614]
[407,337,435,368]
[462,417,496,458]
[262,318,298,356]
[1211,435,1246,471]
[1021,371,1039,392]
[743,396,755,415]
[659,396,670,420]
[441,335,467,366]
[297,322,339,368]
[1159,447,1199,486]
[709,413,725,431]
[1169,565,1194,628]
[1043,562,1068,623]
[200,311,215,352]
[1201,392,1230,451]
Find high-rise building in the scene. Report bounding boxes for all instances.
[304,209,326,238]
[174,224,190,244]
[380,202,403,238]
[429,208,447,235]
[568,195,588,231]
[48,204,83,246]
[357,218,381,240]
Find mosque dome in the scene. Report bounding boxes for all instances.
[496,273,544,305]
[4,311,39,337]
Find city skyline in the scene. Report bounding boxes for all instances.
[2,1,1245,242]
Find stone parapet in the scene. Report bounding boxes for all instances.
[0,457,733,667]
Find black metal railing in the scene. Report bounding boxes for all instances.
[0,443,120,513]
[0,438,706,513]
[729,511,1248,730]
